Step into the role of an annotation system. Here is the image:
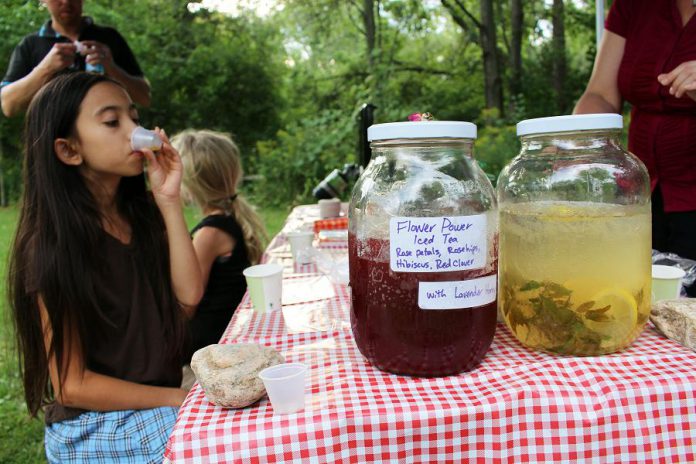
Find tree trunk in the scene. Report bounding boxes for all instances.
[552,0,567,113]
[362,0,376,67]
[509,0,523,100]
[480,0,503,114]
[441,0,504,115]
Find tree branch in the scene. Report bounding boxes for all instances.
[447,0,482,30]
[392,60,453,76]
[441,0,482,44]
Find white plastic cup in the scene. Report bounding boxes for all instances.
[318,198,341,218]
[651,264,686,302]
[131,126,163,152]
[243,263,283,313]
[286,231,315,264]
[258,362,308,414]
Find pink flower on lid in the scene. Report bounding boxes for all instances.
[408,112,434,122]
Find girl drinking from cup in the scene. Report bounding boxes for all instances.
[8,72,203,463]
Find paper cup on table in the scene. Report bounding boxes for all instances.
[651,264,686,302]
[286,231,315,264]
[243,264,283,313]
[258,362,308,414]
[318,198,341,219]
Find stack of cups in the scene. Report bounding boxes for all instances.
[242,263,283,313]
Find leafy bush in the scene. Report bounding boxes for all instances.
[252,108,357,207]
[475,122,519,185]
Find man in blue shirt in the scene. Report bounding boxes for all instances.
[1,0,150,116]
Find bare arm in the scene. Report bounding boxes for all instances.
[39,298,187,411]
[158,200,204,313]
[186,226,236,318]
[1,43,77,117]
[574,30,626,114]
[142,129,204,313]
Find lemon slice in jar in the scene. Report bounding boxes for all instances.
[582,287,638,345]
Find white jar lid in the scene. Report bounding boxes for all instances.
[517,113,623,136]
[368,121,477,141]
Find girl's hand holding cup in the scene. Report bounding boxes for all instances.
[140,128,183,207]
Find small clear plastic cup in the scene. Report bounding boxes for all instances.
[243,263,283,313]
[652,264,686,302]
[74,40,86,54]
[286,231,315,264]
[258,362,308,414]
[131,126,163,152]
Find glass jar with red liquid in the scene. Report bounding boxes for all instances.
[348,121,498,377]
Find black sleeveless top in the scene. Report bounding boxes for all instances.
[185,214,251,362]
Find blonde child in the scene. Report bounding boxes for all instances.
[8,73,203,462]
[172,129,268,361]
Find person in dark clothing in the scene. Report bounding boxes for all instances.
[1,0,149,116]
[172,129,268,362]
[8,72,203,462]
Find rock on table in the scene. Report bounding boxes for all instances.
[651,298,696,352]
[191,343,284,408]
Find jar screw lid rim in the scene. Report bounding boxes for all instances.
[368,121,477,141]
[517,113,623,136]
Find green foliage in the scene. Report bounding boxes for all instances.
[0,0,284,202]
[475,123,519,184]
[253,108,357,207]
[0,205,46,463]
[0,1,47,204]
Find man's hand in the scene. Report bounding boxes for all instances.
[658,61,696,102]
[78,40,114,73]
[36,43,77,75]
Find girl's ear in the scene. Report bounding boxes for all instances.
[54,138,83,166]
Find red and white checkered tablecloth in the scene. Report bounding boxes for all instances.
[164,205,696,463]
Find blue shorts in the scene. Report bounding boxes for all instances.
[44,407,178,463]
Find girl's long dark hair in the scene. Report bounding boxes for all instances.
[8,72,186,417]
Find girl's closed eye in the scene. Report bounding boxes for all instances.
[104,119,119,127]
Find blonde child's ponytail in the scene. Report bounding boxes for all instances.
[226,195,267,264]
[173,130,268,264]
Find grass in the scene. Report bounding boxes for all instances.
[0,203,290,462]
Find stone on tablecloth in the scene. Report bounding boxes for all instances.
[191,343,284,408]
[651,298,696,352]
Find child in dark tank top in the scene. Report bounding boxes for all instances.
[172,130,268,365]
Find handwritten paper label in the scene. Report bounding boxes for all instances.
[418,275,497,310]
[389,215,487,273]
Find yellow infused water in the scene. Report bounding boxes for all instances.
[499,201,651,355]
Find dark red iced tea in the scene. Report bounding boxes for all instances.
[349,234,497,377]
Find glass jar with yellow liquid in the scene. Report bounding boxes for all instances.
[497,114,651,355]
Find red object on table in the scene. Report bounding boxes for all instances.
[164,205,696,463]
[313,216,348,233]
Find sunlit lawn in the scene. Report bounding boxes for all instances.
[0,203,290,463]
